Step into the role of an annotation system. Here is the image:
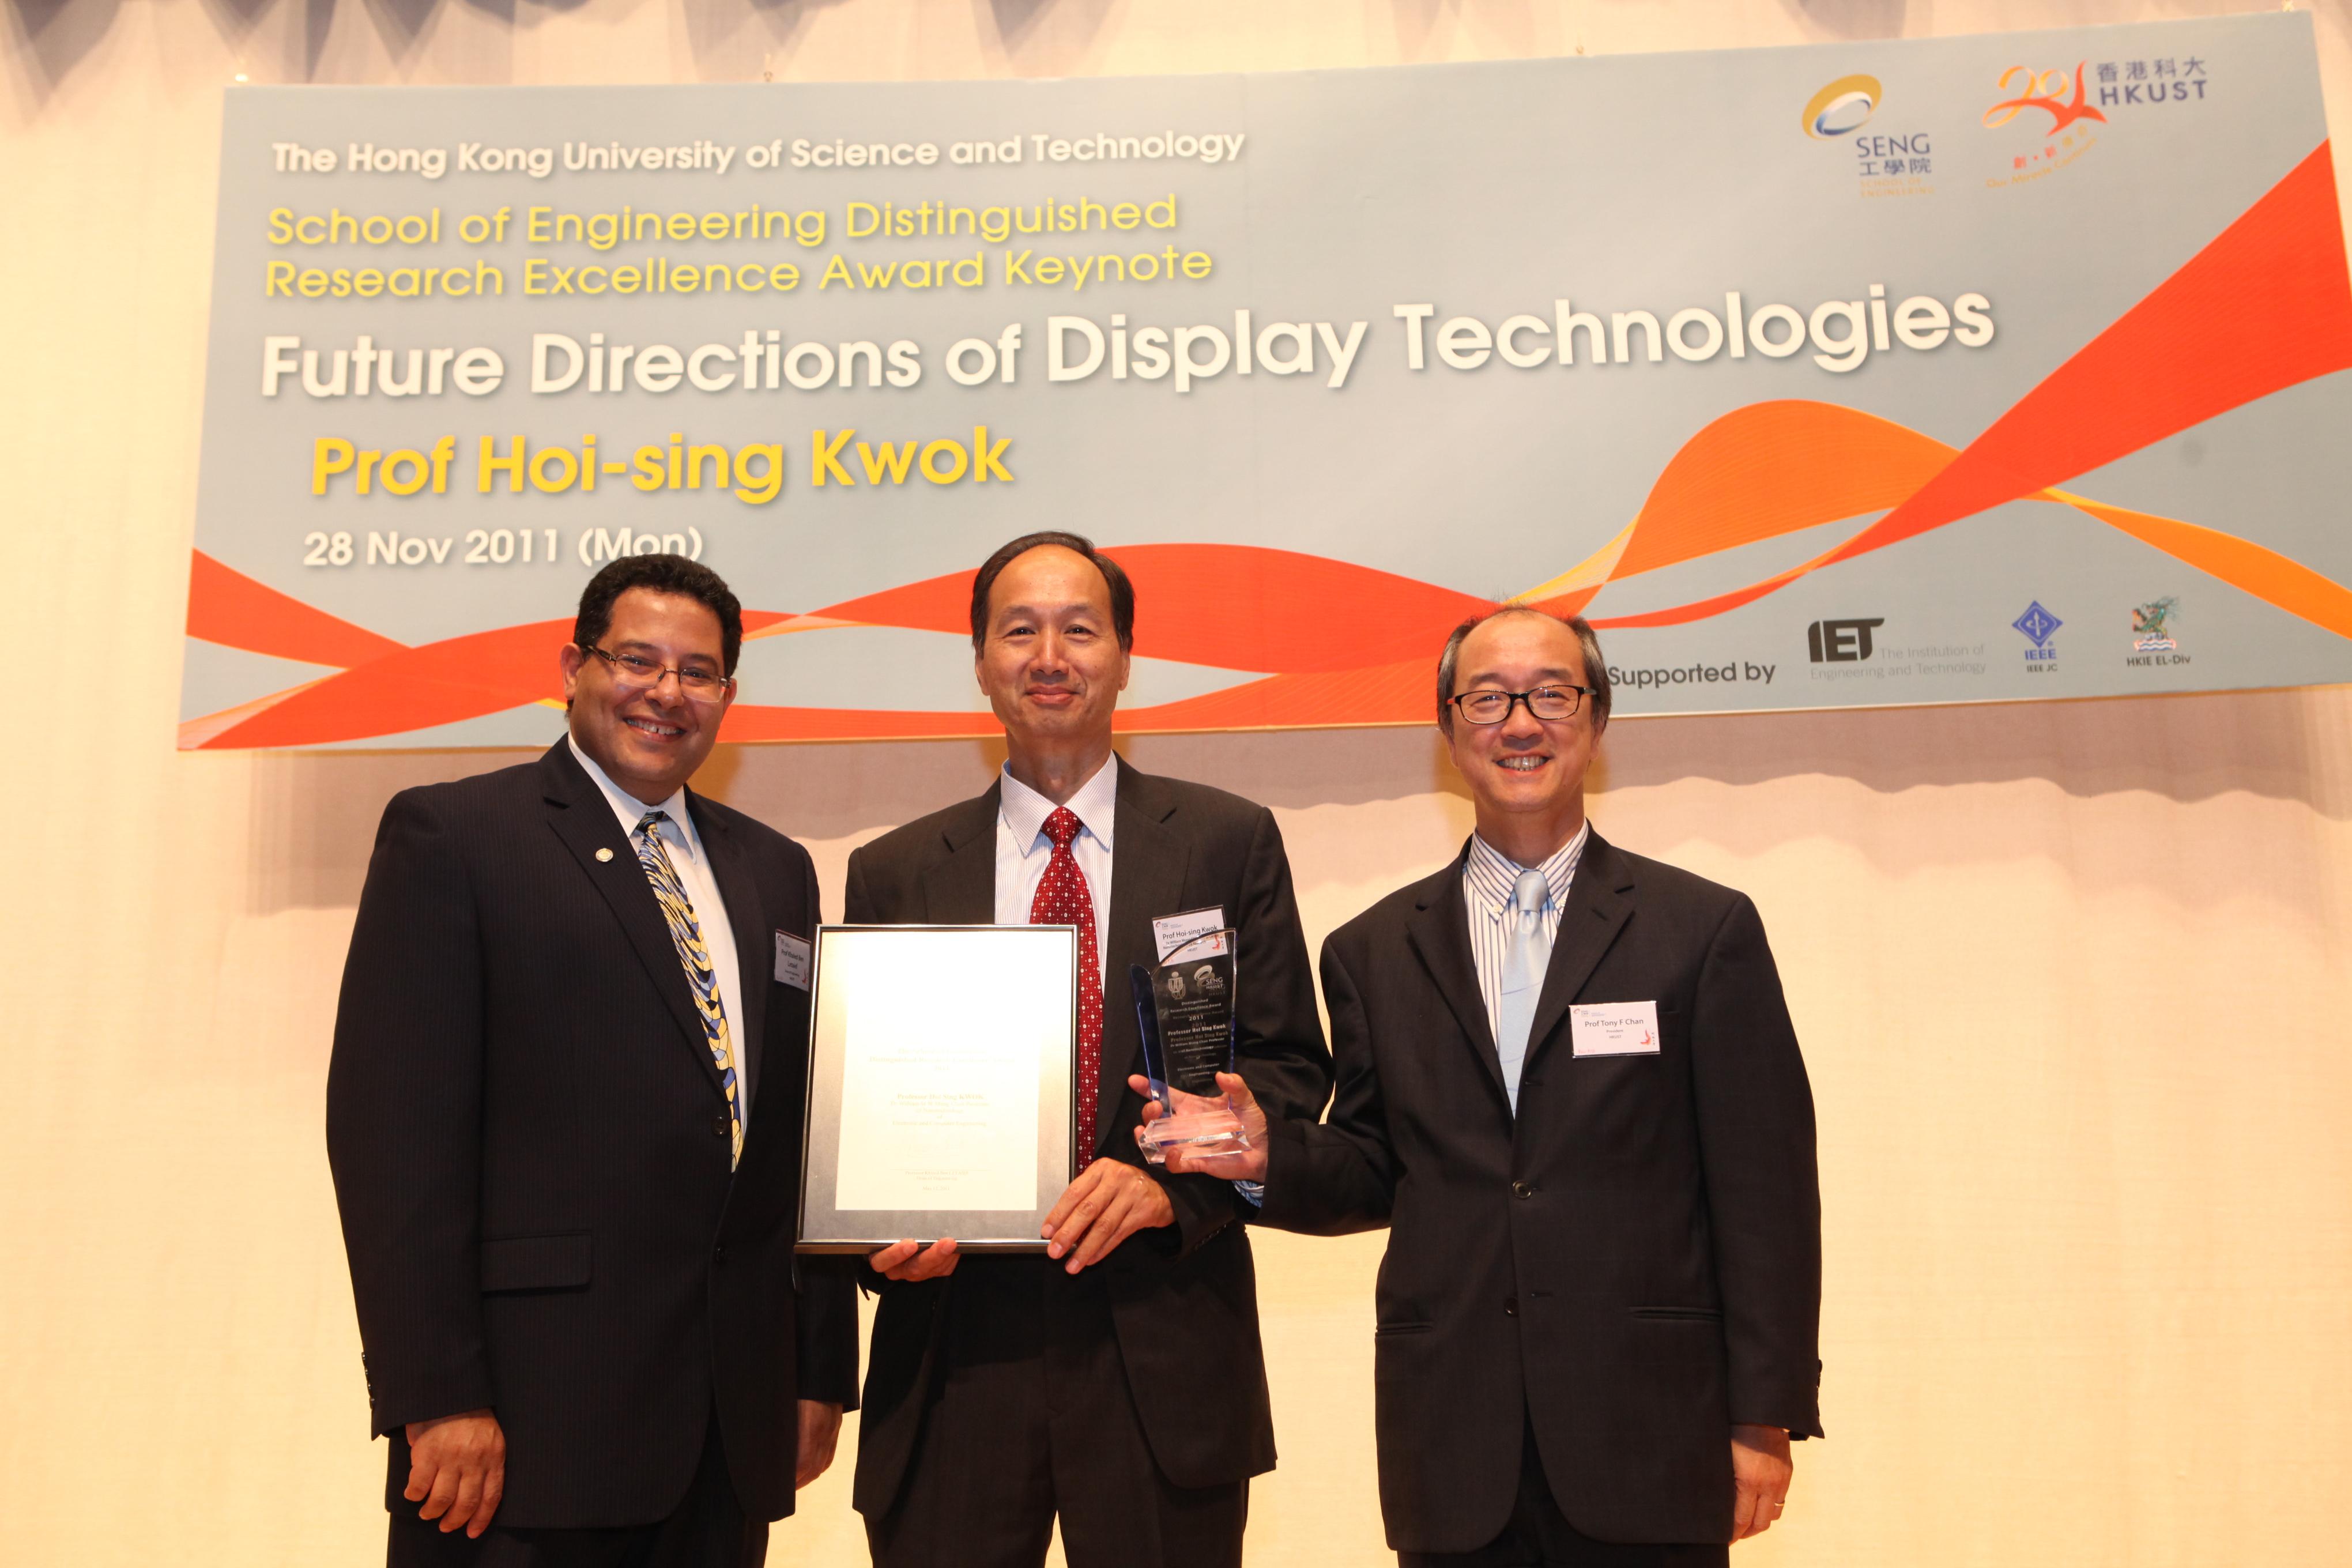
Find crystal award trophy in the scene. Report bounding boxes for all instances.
[1130,928,1249,1163]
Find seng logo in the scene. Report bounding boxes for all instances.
[1803,73,1931,191]
[1801,74,1882,138]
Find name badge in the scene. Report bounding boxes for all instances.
[1152,906,1226,962]
[773,929,812,990]
[1570,1001,1660,1057]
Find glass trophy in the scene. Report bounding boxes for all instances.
[1130,928,1249,1164]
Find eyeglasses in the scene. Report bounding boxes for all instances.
[583,645,734,703]
[1448,684,1592,725]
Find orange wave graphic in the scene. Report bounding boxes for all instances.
[182,142,2352,748]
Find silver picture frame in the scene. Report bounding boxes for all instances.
[797,924,1078,1253]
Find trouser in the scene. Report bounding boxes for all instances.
[864,1256,1249,1568]
[387,1411,763,1568]
[1399,1422,1728,1568]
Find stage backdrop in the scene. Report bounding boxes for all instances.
[179,11,2352,749]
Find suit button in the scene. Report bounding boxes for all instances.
[1504,1296,1518,1317]
[711,1114,732,1139]
[1512,1181,1535,1199]
[713,1245,728,1266]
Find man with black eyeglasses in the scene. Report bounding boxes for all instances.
[327,554,858,1567]
[1155,606,1823,1567]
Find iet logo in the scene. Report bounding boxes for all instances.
[1807,619,1883,662]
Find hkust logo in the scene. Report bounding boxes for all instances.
[2093,54,2210,109]
[1802,73,1932,196]
[1982,62,2106,187]
[2012,600,2061,674]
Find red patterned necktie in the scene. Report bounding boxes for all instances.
[1029,805,1102,1170]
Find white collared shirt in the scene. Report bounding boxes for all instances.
[568,736,750,1124]
[994,753,1117,948]
[1463,821,1590,1046]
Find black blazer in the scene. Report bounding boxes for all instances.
[840,762,1332,1513]
[1257,831,1822,1552]
[326,741,860,1529]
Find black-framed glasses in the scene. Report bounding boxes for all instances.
[584,645,734,703]
[1448,684,1592,725]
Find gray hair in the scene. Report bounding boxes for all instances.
[1435,606,1612,735]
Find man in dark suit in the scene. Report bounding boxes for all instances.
[842,532,1331,1568]
[326,555,859,1567]
[1159,606,1822,1566]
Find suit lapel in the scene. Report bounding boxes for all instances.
[1523,830,1636,1071]
[538,744,723,1096]
[1405,848,1510,1106]
[690,793,770,1110]
[918,787,1001,924]
[1105,765,1189,1100]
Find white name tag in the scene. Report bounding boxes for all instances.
[1570,1001,1661,1057]
[1152,906,1226,962]
[773,930,812,990]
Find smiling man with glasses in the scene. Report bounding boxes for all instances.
[1155,605,1824,1568]
[327,553,857,1568]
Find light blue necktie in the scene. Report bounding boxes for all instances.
[1496,867,1552,1113]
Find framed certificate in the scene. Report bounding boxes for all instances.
[797,924,1077,1253]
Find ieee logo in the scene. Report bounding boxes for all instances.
[1807,618,1883,662]
[2012,601,2061,672]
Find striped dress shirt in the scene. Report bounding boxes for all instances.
[1463,820,1590,1045]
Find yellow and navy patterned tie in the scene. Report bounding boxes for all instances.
[635,810,742,1169]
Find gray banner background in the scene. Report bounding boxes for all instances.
[186,11,2352,742]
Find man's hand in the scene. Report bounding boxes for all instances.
[1730,1423,1793,1541]
[1040,1158,1175,1272]
[404,1408,506,1538]
[868,1238,960,1281]
[794,1400,844,1488]
[1130,1072,1269,1182]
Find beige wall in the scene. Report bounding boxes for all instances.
[7,2,2352,1564]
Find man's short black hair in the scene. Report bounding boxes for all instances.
[1435,606,1612,736]
[572,554,745,674]
[967,531,1136,651]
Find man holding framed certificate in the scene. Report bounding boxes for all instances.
[835,532,1332,1568]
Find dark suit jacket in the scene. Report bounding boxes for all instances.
[840,761,1331,1514]
[1256,830,1821,1552]
[326,741,860,1529]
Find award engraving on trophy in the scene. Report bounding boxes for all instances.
[1131,927,1249,1163]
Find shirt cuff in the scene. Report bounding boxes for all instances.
[1232,1179,1265,1207]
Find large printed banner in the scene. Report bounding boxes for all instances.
[183,13,2352,748]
